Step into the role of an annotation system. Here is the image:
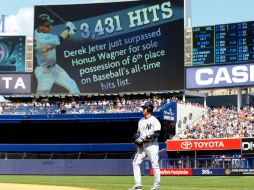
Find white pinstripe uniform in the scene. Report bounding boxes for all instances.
[34,29,80,95]
[133,115,161,190]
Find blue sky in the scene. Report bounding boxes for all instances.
[191,0,254,26]
[0,0,254,35]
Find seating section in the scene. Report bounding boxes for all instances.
[0,98,164,115]
[177,105,254,139]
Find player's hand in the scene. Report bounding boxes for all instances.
[66,21,76,36]
[135,137,144,145]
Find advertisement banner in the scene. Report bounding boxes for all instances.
[226,169,254,176]
[242,138,254,155]
[33,0,184,94]
[163,101,177,121]
[192,169,225,176]
[0,73,31,94]
[186,63,254,89]
[0,36,26,72]
[150,168,192,176]
[167,138,241,151]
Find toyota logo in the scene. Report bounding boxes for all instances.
[181,141,192,150]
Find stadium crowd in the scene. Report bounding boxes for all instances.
[180,105,254,139]
[3,95,253,140]
[0,97,166,115]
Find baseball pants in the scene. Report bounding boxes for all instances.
[35,64,80,94]
[132,144,160,189]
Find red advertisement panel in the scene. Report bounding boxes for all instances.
[167,138,241,151]
[150,168,192,176]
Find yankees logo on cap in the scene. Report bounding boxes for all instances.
[38,14,54,26]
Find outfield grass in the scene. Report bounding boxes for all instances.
[0,175,253,190]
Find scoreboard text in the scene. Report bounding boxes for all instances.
[192,21,254,65]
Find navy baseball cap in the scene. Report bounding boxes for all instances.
[38,14,54,26]
[141,102,154,111]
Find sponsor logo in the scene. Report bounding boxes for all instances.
[186,63,254,89]
[201,169,213,175]
[225,169,231,175]
[193,141,224,148]
[167,138,241,151]
[151,168,192,176]
[0,74,31,93]
[181,141,192,150]
[242,142,254,151]
[163,108,175,121]
[180,141,224,150]
[195,65,254,86]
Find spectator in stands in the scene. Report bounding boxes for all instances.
[180,105,254,139]
[0,104,3,115]
[60,102,67,114]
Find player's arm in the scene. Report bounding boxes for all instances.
[34,32,60,53]
[134,121,144,145]
[60,29,69,42]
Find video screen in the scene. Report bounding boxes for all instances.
[0,36,26,72]
[33,0,184,94]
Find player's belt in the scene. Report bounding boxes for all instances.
[144,138,158,143]
[38,63,55,68]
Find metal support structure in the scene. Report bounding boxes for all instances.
[194,151,197,169]
[182,93,186,103]
[237,88,242,111]
[0,15,5,33]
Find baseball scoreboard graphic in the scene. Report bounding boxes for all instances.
[192,21,254,65]
[33,0,184,94]
[186,20,254,89]
[0,36,26,72]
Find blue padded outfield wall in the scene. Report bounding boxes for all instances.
[0,159,148,175]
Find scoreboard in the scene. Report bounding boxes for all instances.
[192,21,254,65]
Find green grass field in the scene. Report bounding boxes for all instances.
[0,175,253,190]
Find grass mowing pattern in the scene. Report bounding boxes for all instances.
[0,175,253,190]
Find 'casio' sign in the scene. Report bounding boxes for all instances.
[196,65,254,85]
[242,142,254,151]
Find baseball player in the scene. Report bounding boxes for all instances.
[34,14,80,95]
[129,102,161,190]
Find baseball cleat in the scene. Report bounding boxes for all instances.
[128,185,142,190]
[150,187,160,190]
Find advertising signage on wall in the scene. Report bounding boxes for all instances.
[150,168,192,176]
[186,63,254,89]
[0,73,31,94]
[167,138,241,151]
[33,0,184,95]
[163,101,177,121]
[242,138,254,155]
[151,168,225,176]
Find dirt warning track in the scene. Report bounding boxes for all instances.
[0,183,94,190]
